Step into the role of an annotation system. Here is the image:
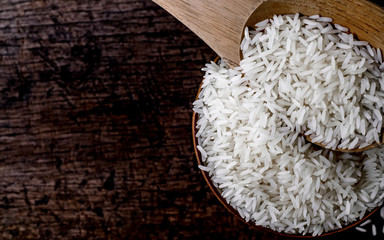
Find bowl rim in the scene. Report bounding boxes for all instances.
[192,56,381,238]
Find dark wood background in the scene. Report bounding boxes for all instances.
[0,0,383,239]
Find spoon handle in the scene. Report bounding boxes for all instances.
[152,0,263,65]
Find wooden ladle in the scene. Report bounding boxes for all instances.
[154,0,384,151]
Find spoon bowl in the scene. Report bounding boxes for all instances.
[244,0,384,153]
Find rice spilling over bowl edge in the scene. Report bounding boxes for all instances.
[193,13,384,236]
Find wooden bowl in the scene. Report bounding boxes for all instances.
[192,57,381,238]
[191,0,384,236]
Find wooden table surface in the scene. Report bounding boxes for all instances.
[0,0,383,239]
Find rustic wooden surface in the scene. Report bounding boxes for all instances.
[0,0,383,239]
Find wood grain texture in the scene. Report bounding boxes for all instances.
[0,0,383,239]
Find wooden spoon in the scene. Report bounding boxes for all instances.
[154,0,384,151]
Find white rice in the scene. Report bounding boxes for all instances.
[193,13,384,236]
[356,227,367,232]
[360,219,372,227]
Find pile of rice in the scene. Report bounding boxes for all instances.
[193,14,384,236]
